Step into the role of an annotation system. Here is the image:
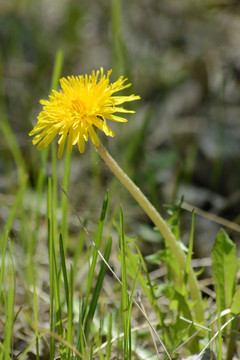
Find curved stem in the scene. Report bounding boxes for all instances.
[96,142,204,323]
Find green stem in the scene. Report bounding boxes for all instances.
[96,142,204,323]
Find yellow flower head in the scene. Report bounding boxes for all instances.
[29,68,140,158]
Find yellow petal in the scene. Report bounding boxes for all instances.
[88,125,100,146]
[67,127,74,154]
[37,127,59,150]
[78,132,85,153]
[91,117,115,137]
[107,114,128,122]
[57,130,68,158]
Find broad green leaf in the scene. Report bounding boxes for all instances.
[138,224,162,243]
[212,230,237,312]
[231,286,240,314]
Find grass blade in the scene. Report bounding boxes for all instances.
[84,236,112,339]
[51,49,64,251]
[50,49,64,91]
[76,300,86,358]
[67,265,74,358]
[0,119,26,181]
[61,152,71,249]
[85,190,109,311]
[47,177,55,358]
[0,175,27,240]
[106,312,112,360]
[184,210,195,293]
[126,243,165,328]
[3,251,15,360]
[119,207,129,359]
[126,262,140,360]
[59,233,69,310]
[33,279,39,360]
[0,230,9,302]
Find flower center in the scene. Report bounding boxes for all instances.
[71,97,86,115]
[70,97,95,125]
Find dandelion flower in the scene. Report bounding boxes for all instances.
[29,68,140,158]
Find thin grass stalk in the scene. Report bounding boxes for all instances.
[0,50,7,117]
[50,49,64,91]
[0,342,7,360]
[132,244,165,327]
[0,120,26,183]
[18,333,45,360]
[84,237,112,340]
[26,210,35,285]
[67,265,74,359]
[226,317,240,360]
[168,323,193,358]
[119,208,129,359]
[95,328,104,360]
[184,211,195,289]
[47,177,55,358]
[126,262,140,360]
[106,313,112,360]
[19,199,27,251]
[216,312,223,360]
[52,237,64,344]
[128,242,173,347]
[59,234,69,310]
[85,191,109,315]
[61,152,71,249]
[0,175,27,241]
[29,148,49,282]
[59,232,73,356]
[76,301,86,359]
[33,279,40,360]
[3,254,15,359]
[0,51,26,181]
[0,230,9,303]
[90,145,101,206]
[51,50,64,252]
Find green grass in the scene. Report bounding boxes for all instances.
[1,123,240,358]
[1,2,240,359]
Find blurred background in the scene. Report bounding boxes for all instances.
[1,0,240,258]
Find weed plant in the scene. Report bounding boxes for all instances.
[1,3,240,360]
[1,51,240,360]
